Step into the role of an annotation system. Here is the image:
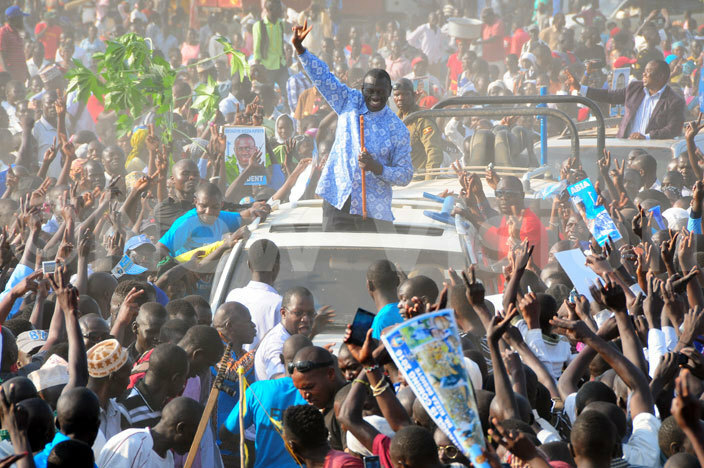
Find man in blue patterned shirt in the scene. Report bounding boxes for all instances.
[292,21,413,232]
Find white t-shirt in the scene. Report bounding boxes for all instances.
[225,281,282,352]
[254,322,291,381]
[97,428,174,468]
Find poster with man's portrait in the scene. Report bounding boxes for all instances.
[224,126,267,185]
[610,68,630,117]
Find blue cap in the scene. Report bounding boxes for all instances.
[5,6,28,18]
[124,234,155,254]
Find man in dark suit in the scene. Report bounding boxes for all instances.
[566,60,685,140]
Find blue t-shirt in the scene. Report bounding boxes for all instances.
[371,302,402,339]
[158,208,242,256]
[225,377,307,468]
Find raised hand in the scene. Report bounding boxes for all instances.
[684,113,704,141]
[343,326,375,365]
[311,305,336,337]
[489,418,541,462]
[291,19,313,54]
[487,303,519,343]
[115,287,144,325]
[592,279,627,312]
[671,369,702,433]
[518,292,540,329]
[461,265,485,308]
[549,316,595,342]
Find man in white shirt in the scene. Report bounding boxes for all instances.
[98,397,202,468]
[85,339,132,456]
[406,11,448,67]
[254,286,317,381]
[226,239,282,352]
[32,91,63,178]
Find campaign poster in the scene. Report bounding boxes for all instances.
[224,126,267,185]
[412,76,431,97]
[610,67,630,117]
[381,310,489,468]
[567,178,622,246]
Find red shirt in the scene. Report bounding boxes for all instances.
[486,208,548,268]
[34,22,62,60]
[447,53,463,94]
[481,19,506,62]
[509,27,530,56]
[373,433,393,468]
[0,23,28,82]
[325,450,364,468]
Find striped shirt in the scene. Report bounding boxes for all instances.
[0,23,28,82]
[116,381,162,429]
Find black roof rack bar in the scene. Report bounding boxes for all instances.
[430,95,604,158]
[402,106,580,161]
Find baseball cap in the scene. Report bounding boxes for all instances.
[5,6,28,19]
[28,354,69,391]
[16,330,48,354]
[124,234,155,254]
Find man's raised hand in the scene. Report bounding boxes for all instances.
[291,19,312,55]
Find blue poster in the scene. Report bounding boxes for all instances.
[381,310,489,468]
[648,205,666,231]
[567,178,622,246]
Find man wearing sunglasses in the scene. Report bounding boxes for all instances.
[290,346,347,451]
[462,175,548,268]
[291,21,413,232]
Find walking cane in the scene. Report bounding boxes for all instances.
[359,114,367,219]
[183,343,232,468]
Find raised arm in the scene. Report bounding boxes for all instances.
[551,317,654,417]
[293,21,355,115]
[487,305,520,420]
[343,327,411,433]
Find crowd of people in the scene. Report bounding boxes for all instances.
[0,0,701,467]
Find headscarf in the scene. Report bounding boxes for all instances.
[127,127,147,166]
[519,52,537,69]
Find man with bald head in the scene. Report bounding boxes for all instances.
[34,387,101,468]
[79,314,111,351]
[153,158,200,236]
[290,345,347,450]
[98,396,203,468]
[254,286,317,381]
[211,301,257,462]
[463,175,547,267]
[221,334,311,468]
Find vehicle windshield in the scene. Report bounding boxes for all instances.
[227,246,466,331]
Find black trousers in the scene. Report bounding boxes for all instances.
[322,198,394,233]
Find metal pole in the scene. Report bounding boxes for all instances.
[539,86,548,166]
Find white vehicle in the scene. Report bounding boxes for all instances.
[209,176,555,334]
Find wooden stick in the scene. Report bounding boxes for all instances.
[359,114,367,219]
[238,366,246,468]
[183,344,232,468]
